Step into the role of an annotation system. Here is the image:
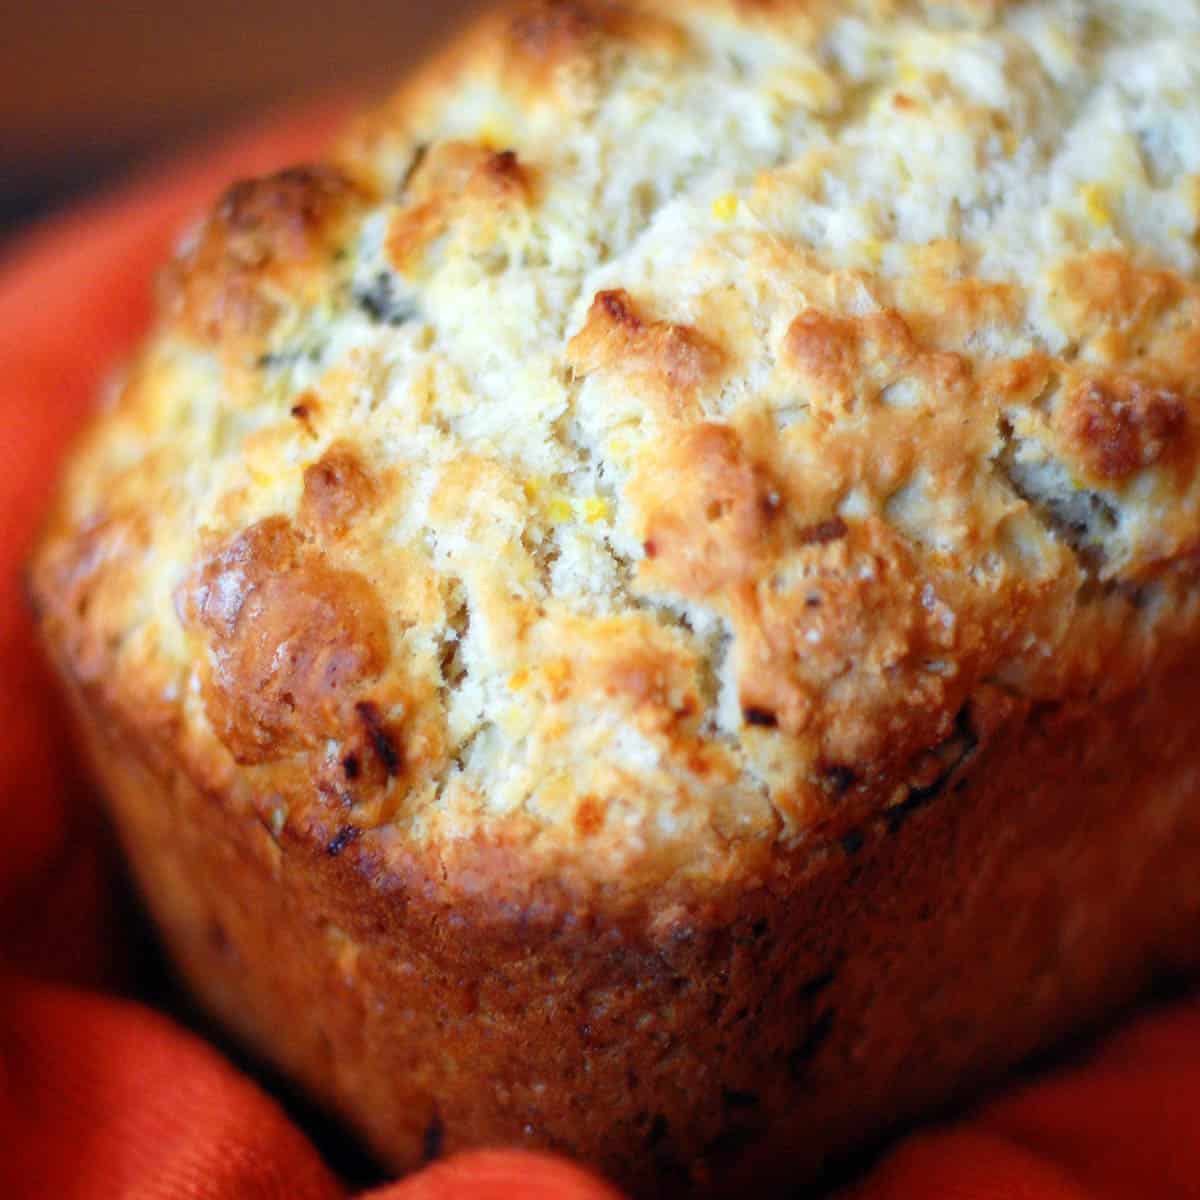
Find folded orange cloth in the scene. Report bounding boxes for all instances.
[0,107,1194,1200]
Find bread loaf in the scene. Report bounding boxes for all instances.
[31,1,1200,1194]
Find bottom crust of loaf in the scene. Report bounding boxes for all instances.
[65,662,1200,1197]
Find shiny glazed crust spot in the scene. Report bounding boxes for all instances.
[180,517,391,764]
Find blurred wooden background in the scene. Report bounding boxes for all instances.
[0,0,486,235]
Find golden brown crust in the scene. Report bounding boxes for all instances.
[568,289,727,417]
[386,142,536,271]
[784,308,922,415]
[1047,252,1197,360]
[162,165,366,344]
[632,421,786,594]
[180,517,391,765]
[300,441,380,536]
[1059,374,1190,484]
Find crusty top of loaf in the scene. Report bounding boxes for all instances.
[32,0,1200,898]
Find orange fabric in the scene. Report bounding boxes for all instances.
[0,106,1194,1200]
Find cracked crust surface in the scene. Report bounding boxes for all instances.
[32,0,1200,899]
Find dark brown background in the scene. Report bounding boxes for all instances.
[1,0,486,238]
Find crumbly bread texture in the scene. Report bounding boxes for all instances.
[34,0,1200,888]
[28,0,1200,1192]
